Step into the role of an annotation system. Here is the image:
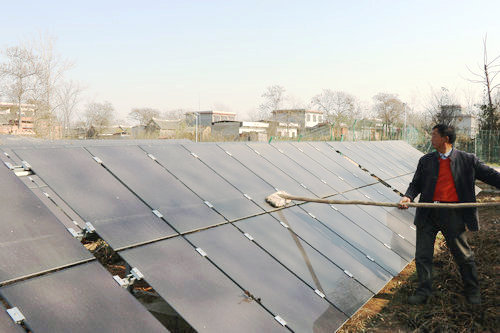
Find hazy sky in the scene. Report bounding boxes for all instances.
[1,1,500,121]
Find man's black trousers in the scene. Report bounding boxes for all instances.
[414,208,479,296]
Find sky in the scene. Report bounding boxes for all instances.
[1,0,500,122]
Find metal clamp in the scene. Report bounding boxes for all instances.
[67,222,96,240]
[113,267,144,288]
[7,307,25,324]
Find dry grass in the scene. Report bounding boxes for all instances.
[339,192,499,333]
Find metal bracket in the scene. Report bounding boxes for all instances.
[410,225,416,231]
[190,152,199,158]
[384,243,392,249]
[6,307,25,324]
[364,194,371,199]
[113,267,144,288]
[330,205,338,211]
[152,209,163,218]
[398,233,405,239]
[300,183,307,189]
[274,315,287,326]
[297,148,304,152]
[243,193,252,200]
[3,151,9,157]
[308,212,316,219]
[244,233,254,241]
[196,247,207,257]
[204,201,213,208]
[43,191,50,198]
[366,255,375,261]
[314,289,326,298]
[93,156,103,164]
[320,179,327,184]
[147,153,157,161]
[4,161,13,170]
[279,221,289,228]
[224,150,232,156]
[314,147,320,151]
[253,149,261,155]
[338,176,344,181]
[277,149,284,154]
[21,161,31,171]
[343,270,354,278]
[67,222,96,240]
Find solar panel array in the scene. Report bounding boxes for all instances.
[0,139,423,332]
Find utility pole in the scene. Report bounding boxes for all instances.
[403,103,407,142]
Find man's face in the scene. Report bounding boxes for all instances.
[431,128,448,150]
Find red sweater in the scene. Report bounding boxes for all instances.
[433,158,459,202]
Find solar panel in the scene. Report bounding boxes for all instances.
[0,262,168,333]
[327,194,414,262]
[270,206,394,292]
[234,214,373,316]
[353,142,409,175]
[291,142,373,188]
[186,224,348,333]
[0,165,93,285]
[246,143,336,197]
[183,143,278,211]
[301,202,409,275]
[305,142,376,185]
[28,187,84,229]
[364,142,416,172]
[327,142,394,179]
[14,147,177,250]
[141,144,264,221]
[87,145,224,233]
[356,183,416,219]
[270,142,353,193]
[120,236,288,332]
[341,190,416,245]
[218,142,315,198]
[0,303,25,332]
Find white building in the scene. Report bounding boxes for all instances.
[185,111,237,127]
[271,109,324,128]
[211,121,269,141]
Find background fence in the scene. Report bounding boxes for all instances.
[270,121,500,165]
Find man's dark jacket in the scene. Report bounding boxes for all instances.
[405,149,500,231]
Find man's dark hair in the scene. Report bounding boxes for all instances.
[432,124,456,144]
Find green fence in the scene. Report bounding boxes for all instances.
[270,122,500,164]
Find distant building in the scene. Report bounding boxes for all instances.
[0,102,37,135]
[264,121,299,138]
[440,105,479,136]
[211,121,268,141]
[146,118,182,138]
[454,113,478,136]
[271,109,324,129]
[185,111,237,126]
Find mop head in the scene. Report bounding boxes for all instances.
[266,191,291,208]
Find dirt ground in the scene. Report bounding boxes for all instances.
[338,191,499,332]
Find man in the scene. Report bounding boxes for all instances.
[399,124,500,305]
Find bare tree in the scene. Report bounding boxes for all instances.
[33,35,73,137]
[467,35,500,130]
[84,101,115,137]
[258,85,285,120]
[0,45,40,129]
[424,87,459,126]
[311,89,359,124]
[128,107,160,125]
[372,93,405,134]
[56,80,83,137]
[163,108,189,120]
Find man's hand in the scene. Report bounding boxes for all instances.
[399,196,411,209]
